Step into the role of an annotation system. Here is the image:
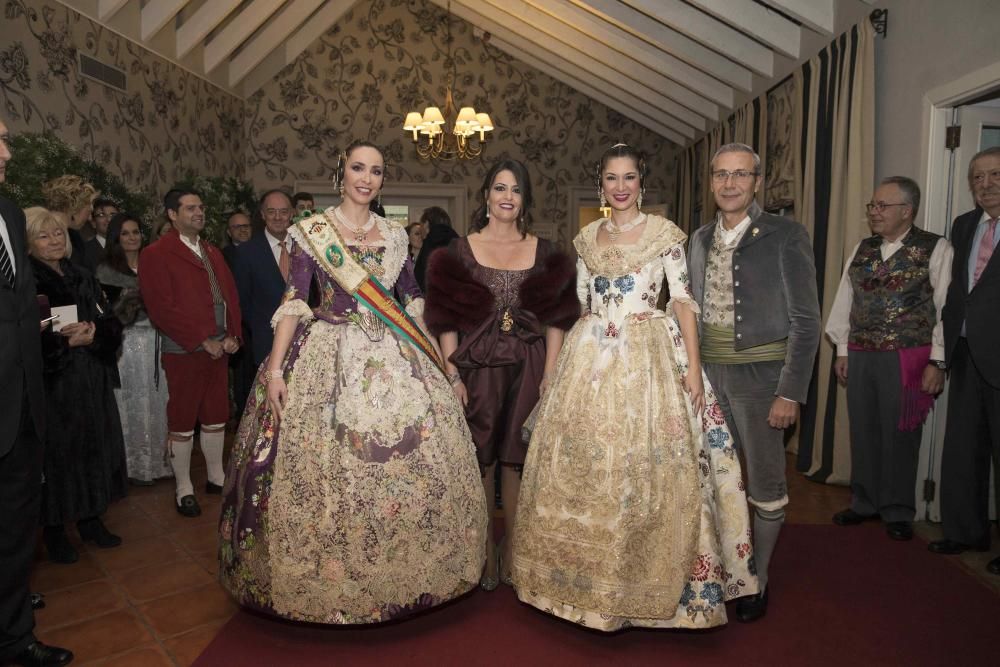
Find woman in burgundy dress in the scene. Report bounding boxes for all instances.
[425,159,579,589]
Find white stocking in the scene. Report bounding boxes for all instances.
[200,424,226,486]
[169,432,194,502]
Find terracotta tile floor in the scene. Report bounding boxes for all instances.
[27,454,998,665]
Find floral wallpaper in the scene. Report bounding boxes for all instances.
[247,0,678,248]
[0,0,244,200]
[765,76,795,211]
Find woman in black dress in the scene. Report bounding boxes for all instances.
[26,207,127,564]
[425,159,579,589]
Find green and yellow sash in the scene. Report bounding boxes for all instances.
[294,210,444,371]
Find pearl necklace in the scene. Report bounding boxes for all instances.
[334,206,377,244]
[604,213,645,242]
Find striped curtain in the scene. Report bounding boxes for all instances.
[794,20,876,483]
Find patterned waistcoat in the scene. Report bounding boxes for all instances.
[702,224,742,328]
[848,226,940,350]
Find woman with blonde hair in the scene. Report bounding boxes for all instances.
[41,175,98,271]
[26,207,127,563]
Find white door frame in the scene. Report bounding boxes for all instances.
[915,60,1000,521]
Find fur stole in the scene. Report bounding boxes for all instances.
[424,244,579,335]
[424,247,494,335]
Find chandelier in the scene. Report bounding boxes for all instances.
[402,2,494,160]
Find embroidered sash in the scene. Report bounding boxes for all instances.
[294,210,444,371]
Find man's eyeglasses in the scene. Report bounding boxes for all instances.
[264,208,293,219]
[865,202,907,213]
[93,212,114,219]
[711,169,759,183]
[229,224,251,231]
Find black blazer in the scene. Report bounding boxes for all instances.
[83,236,107,271]
[232,232,287,366]
[942,207,1000,386]
[0,196,45,455]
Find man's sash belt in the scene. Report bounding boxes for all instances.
[700,322,787,364]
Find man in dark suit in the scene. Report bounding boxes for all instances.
[929,146,1000,574]
[0,118,73,665]
[688,142,821,622]
[221,210,252,268]
[233,190,294,367]
[82,198,118,270]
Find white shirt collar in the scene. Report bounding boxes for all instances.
[718,215,752,245]
[264,229,287,249]
[178,233,202,257]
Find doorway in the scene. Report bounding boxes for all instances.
[916,64,1000,522]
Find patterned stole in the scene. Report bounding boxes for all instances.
[294,211,444,372]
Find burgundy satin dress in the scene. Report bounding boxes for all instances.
[450,237,551,467]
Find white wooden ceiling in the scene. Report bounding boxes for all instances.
[57,0,877,146]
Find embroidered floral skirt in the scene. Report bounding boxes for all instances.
[219,318,487,624]
[512,314,758,630]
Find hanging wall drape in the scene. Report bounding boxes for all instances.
[794,20,876,483]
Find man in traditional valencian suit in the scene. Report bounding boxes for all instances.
[826,176,951,542]
[139,189,242,518]
[688,142,821,622]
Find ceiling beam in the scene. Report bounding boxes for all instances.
[488,36,686,145]
[527,0,733,108]
[572,0,753,91]
[97,0,129,21]
[685,0,801,58]
[239,0,356,96]
[204,0,285,73]
[477,0,718,120]
[440,0,705,131]
[229,0,325,86]
[176,0,241,60]
[620,0,773,76]
[140,0,191,41]
[758,0,835,35]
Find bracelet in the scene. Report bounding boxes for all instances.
[262,369,282,383]
[446,371,462,386]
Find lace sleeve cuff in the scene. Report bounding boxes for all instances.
[271,299,315,329]
[405,296,425,319]
[667,296,701,314]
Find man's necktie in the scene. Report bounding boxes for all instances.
[0,236,14,287]
[278,240,290,282]
[972,217,998,286]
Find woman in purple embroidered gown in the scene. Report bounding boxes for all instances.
[219,141,487,624]
[424,159,579,589]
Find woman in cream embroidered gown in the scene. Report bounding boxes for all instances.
[219,141,487,624]
[512,144,757,631]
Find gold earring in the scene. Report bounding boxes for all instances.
[637,191,643,210]
[599,189,607,208]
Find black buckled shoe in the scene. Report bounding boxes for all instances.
[176,495,202,518]
[735,587,768,623]
[987,556,1000,575]
[885,521,913,541]
[832,508,877,526]
[77,517,122,548]
[30,593,45,610]
[9,640,74,666]
[205,481,224,495]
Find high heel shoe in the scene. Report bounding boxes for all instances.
[480,541,499,591]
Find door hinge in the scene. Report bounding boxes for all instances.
[945,125,961,150]
[923,478,936,502]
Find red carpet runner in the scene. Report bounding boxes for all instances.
[195,524,999,666]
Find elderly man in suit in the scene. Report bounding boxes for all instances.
[929,146,1000,574]
[0,118,73,665]
[826,176,951,542]
[688,142,821,622]
[139,189,241,519]
[233,190,294,367]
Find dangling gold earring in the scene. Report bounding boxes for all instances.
[486,207,490,219]
[599,189,607,208]
[377,190,382,208]
[637,190,643,211]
